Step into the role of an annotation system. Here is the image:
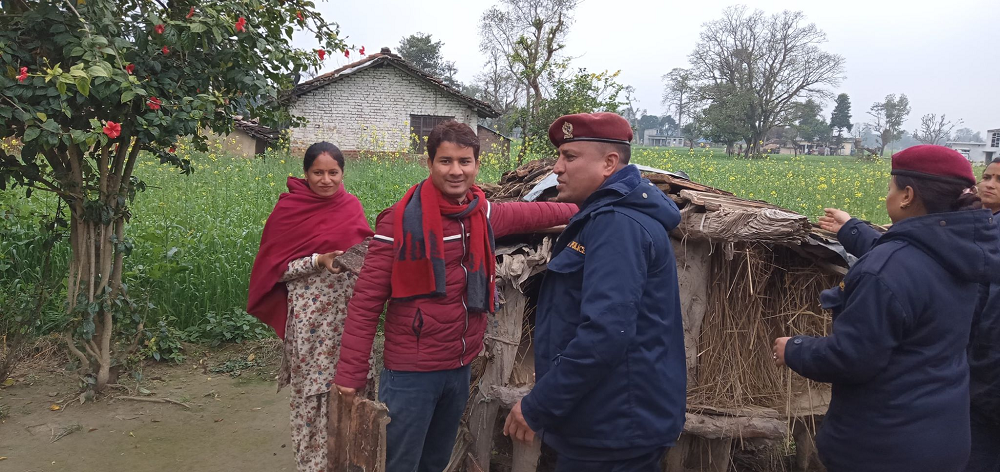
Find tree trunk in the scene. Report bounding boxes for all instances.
[61,141,141,393]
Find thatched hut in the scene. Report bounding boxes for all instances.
[328,159,863,472]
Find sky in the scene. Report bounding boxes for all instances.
[302,0,1000,135]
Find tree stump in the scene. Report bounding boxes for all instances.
[327,392,390,472]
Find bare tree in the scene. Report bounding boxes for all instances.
[475,47,523,134]
[480,0,578,162]
[868,94,911,156]
[688,6,845,157]
[913,113,962,145]
[661,68,698,132]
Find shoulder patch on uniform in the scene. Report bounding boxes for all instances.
[568,240,585,254]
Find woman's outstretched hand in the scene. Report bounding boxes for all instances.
[772,337,790,367]
[818,208,852,234]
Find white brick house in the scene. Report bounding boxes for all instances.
[286,47,498,156]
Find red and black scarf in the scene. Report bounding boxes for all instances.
[391,180,496,313]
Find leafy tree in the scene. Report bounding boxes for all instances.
[912,113,962,145]
[828,93,852,154]
[661,68,697,131]
[700,87,753,155]
[689,6,844,157]
[952,127,984,143]
[868,94,911,156]
[525,67,625,154]
[660,115,678,136]
[795,99,830,147]
[680,112,704,150]
[0,0,346,392]
[636,113,661,144]
[830,93,853,133]
[397,33,458,87]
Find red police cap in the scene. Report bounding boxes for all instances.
[548,112,633,147]
[890,144,976,187]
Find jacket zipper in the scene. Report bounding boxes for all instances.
[459,219,469,366]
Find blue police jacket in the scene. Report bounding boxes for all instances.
[787,210,1000,472]
[840,215,1000,427]
[520,165,686,458]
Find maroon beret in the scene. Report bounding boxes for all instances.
[548,112,633,147]
[891,144,976,187]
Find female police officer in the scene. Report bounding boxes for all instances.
[774,145,1000,472]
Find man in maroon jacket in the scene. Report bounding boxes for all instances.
[334,120,577,472]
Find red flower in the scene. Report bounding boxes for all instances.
[125,64,135,74]
[16,67,28,82]
[154,24,165,35]
[147,96,162,110]
[235,17,246,33]
[359,46,366,55]
[344,49,350,58]
[296,10,303,21]
[316,49,325,60]
[168,146,176,153]
[186,7,195,19]
[103,122,121,139]
[162,46,169,55]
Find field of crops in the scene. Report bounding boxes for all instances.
[3,143,976,335]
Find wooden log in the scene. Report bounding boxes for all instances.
[682,412,787,440]
[488,385,540,472]
[327,392,390,472]
[644,173,734,196]
[511,437,542,472]
[672,238,711,385]
[466,285,529,472]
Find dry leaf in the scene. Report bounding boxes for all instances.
[88,428,97,432]
[2,379,14,387]
[247,353,255,362]
[49,404,61,411]
[0,456,7,461]
[129,431,135,437]
[214,418,223,423]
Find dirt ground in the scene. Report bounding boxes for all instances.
[0,340,295,472]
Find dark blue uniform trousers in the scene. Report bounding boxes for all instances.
[554,448,666,472]
[967,415,1000,472]
[378,365,471,472]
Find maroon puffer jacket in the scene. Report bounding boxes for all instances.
[334,200,578,389]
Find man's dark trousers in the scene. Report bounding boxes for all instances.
[378,365,471,472]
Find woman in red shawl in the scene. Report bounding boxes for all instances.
[247,142,373,472]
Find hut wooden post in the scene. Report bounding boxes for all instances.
[327,392,390,472]
[491,385,541,472]
[467,283,529,472]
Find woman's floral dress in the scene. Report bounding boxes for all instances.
[276,257,356,472]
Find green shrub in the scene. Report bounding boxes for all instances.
[182,309,273,346]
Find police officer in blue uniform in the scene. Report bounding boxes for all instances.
[774,145,1000,472]
[503,112,686,472]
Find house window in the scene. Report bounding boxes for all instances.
[991,132,1000,148]
[410,115,455,154]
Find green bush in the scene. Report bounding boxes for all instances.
[182,308,273,346]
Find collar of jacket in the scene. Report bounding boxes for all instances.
[570,165,642,224]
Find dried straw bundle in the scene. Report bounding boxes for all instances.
[690,242,837,413]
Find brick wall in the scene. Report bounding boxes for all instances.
[288,64,479,157]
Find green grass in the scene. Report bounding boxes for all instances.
[0,144,983,334]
